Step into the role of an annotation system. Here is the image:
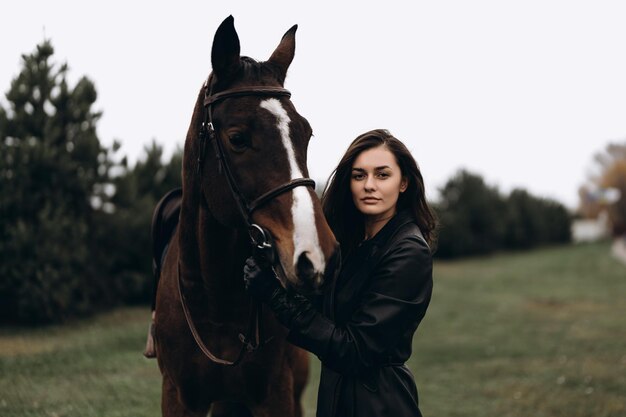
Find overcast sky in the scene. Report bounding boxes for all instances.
[3,1,626,209]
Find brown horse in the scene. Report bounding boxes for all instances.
[154,16,339,417]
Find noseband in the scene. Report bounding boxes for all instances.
[197,80,316,251]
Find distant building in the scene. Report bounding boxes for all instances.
[571,210,611,242]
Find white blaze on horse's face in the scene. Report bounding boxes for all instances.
[259,98,326,284]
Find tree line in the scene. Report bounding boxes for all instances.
[0,41,181,324]
[0,41,571,324]
[433,170,571,258]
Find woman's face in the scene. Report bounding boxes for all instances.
[350,145,407,221]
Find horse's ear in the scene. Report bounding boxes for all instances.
[267,25,297,84]
[211,15,241,82]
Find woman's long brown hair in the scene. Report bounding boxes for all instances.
[322,129,438,256]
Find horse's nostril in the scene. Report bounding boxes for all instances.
[296,252,315,282]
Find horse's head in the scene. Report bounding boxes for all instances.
[183,16,339,294]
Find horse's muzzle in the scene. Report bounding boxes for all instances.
[294,244,340,295]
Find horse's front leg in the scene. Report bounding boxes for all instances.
[289,347,309,417]
[248,367,295,417]
[161,376,210,417]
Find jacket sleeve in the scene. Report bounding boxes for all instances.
[286,234,433,376]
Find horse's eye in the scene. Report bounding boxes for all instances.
[228,133,248,151]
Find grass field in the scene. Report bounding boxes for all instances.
[1,241,625,417]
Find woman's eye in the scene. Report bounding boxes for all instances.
[377,172,390,179]
[229,133,248,150]
[352,174,365,180]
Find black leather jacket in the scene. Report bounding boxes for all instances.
[287,210,433,417]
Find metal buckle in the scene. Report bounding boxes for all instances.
[249,224,271,248]
[248,224,275,266]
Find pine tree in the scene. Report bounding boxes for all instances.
[0,40,118,323]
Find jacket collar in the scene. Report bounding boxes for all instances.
[364,208,415,247]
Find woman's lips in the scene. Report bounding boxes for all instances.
[361,197,380,203]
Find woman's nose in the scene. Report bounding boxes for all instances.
[364,175,376,191]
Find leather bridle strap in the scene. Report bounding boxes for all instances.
[248,178,316,214]
[203,86,292,107]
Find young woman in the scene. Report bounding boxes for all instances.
[244,129,437,417]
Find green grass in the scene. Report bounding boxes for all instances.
[1,242,625,417]
[412,242,626,417]
[0,308,161,417]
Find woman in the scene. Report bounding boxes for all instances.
[244,129,437,416]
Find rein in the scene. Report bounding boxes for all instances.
[178,78,315,366]
[177,262,270,366]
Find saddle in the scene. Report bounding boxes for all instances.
[144,187,182,358]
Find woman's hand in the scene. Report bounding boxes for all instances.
[243,257,319,331]
[243,257,281,302]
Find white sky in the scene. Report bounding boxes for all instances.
[3,1,626,210]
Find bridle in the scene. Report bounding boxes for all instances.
[178,76,316,366]
[197,78,316,236]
